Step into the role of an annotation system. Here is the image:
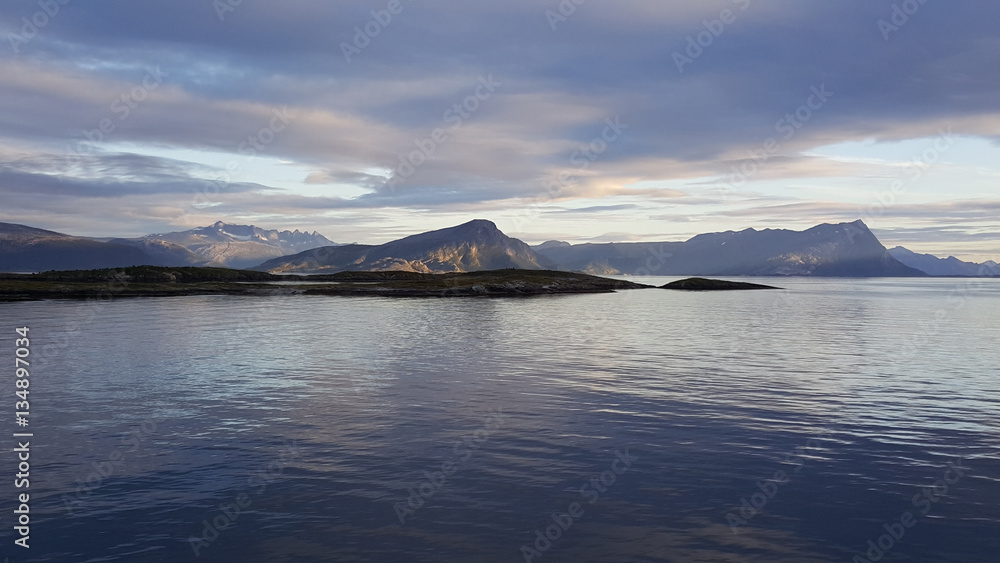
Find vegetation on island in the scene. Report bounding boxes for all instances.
[0,266,652,301]
[0,265,791,301]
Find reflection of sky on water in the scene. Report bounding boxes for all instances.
[2,278,998,561]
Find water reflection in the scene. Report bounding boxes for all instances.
[1,278,998,561]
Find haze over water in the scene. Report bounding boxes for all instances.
[3,278,999,562]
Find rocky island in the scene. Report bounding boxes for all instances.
[0,266,652,301]
[661,278,781,291]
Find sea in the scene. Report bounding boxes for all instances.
[1,277,998,562]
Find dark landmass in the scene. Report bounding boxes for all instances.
[0,222,160,272]
[888,246,1000,277]
[0,266,651,301]
[255,219,557,274]
[12,219,994,279]
[534,220,926,277]
[10,219,987,279]
[662,278,781,291]
[0,221,335,272]
[124,221,336,269]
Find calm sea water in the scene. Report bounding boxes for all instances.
[2,278,998,562]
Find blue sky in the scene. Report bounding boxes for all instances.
[0,0,998,260]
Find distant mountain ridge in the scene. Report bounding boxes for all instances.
[127,221,336,269]
[0,221,335,272]
[2,219,993,277]
[888,246,1000,277]
[0,222,154,272]
[532,220,925,277]
[255,219,555,273]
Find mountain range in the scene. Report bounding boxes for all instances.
[888,246,1000,277]
[0,223,158,273]
[123,222,336,269]
[254,220,555,273]
[531,220,923,277]
[0,221,334,272]
[1,219,995,277]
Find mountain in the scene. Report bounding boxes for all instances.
[0,221,336,272]
[125,221,336,269]
[105,238,205,266]
[533,240,571,251]
[888,247,1000,277]
[0,222,161,272]
[533,220,926,277]
[255,219,555,273]
[4,219,980,277]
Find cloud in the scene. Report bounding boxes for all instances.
[718,199,1000,224]
[548,204,642,214]
[0,0,998,253]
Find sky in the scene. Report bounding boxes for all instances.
[1,0,998,261]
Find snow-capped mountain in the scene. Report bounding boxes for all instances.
[135,222,337,269]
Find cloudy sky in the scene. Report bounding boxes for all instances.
[1,0,998,260]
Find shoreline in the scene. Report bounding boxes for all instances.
[0,267,653,301]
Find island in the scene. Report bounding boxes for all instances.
[0,266,652,301]
[661,278,781,291]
